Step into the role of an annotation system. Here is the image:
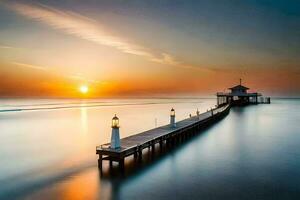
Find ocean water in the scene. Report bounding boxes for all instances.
[0,98,300,200]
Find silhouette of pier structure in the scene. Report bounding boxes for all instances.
[217,79,271,106]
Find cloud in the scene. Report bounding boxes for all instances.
[0,45,20,49]
[11,61,47,71]
[11,61,100,84]
[5,1,205,71]
[67,74,100,84]
[0,45,13,49]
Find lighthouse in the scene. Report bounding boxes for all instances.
[170,108,176,128]
[110,114,121,149]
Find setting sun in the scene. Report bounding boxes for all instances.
[79,85,89,94]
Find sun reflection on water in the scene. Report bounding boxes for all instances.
[80,106,88,135]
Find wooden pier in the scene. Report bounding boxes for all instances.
[96,104,231,171]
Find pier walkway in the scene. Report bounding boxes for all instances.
[96,104,231,170]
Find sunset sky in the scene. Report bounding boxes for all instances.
[0,0,299,97]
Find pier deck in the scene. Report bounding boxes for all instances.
[96,104,231,170]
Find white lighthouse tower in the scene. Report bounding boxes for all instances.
[110,114,121,149]
[170,108,176,128]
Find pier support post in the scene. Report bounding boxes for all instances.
[119,158,124,171]
[151,141,155,150]
[159,139,163,152]
[98,154,103,170]
[151,141,155,156]
[171,137,175,146]
[166,138,170,147]
[138,146,142,162]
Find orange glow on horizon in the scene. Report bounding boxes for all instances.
[0,61,300,98]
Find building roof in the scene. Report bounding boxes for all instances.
[229,84,249,90]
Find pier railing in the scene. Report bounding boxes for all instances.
[216,92,262,96]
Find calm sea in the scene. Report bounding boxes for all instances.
[0,98,299,200]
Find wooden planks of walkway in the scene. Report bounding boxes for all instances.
[96,104,230,170]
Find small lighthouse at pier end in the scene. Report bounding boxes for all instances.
[110,115,121,149]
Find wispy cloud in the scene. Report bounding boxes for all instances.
[5,1,205,71]
[11,61,100,84]
[12,61,47,71]
[0,45,13,49]
[0,45,20,49]
[67,74,100,84]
